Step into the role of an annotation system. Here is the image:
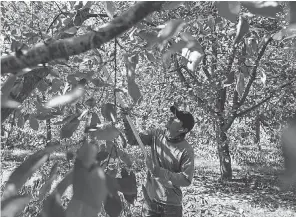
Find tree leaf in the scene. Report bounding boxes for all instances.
[37,80,49,92]
[234,16,249,44]
[96,151,109,162]
[55,170,73,197]
[82,1,94,9]
[138,30,158,47]
[124,54,138,79]
[35,112,59,121]
[162,1,183,10]
[65,160,107,217]
[223,71,235,87]
[145,51,157,62]
[91,78,111,87]
[39,163,59,201]
[29,115,39,131]
[236,72,245,97]
[17,115,25,128]
[157,19,186,44]
[187,50,204,72]
[261,70,267,85]
[118,150,132,167]
[105,141,117,158]
[117,168,136,195]
[245,37,258,55]
[289,2,296,25]
[76,140,98,169]
[64,26,78,35]
[106,168,118,178]
[101,103,117,122]
[90,112,100,127]
[104,192,122,217]
[241,1,282,18]
[104,1,116,18]
[180,34,204,71]
[216,1,240,23]
[105,174,120,196]
[1,98,21,108]
[122,171,137,204]
[119,132,127,148]
[89,123,120,141]
[52,78,63,92]
[85,97,96,107]
[3,145,59,200]
[128,79,142,104]
[241,65,250,77]
[42,193,66,217]
[1,195,31,217]
[1,74,16,96]
[60,117,80,139]
[167,40,187,54]
[45,85,85,108]
[53,114,78,126]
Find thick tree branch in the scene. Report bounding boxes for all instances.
[238,37,273,107]
[237,95,273,117]
[219,45,237,114]
[1,2,164,122]
[237,81,293,117]
[1,1,164,75]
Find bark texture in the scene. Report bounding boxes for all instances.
[1,2,163,75]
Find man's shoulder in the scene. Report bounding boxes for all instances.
[180,139,194,155]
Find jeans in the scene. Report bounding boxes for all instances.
[142,199,182,217]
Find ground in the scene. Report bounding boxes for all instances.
[1,138,296,217]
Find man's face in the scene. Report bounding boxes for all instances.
[166,114,184,136]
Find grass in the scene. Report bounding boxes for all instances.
[1,135,296,217]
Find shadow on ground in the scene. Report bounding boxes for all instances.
[190,164,296,216]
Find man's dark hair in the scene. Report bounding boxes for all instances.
[170,106,195,134]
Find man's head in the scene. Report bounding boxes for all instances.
[165,106,195,137]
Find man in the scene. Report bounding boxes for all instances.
[130,105,195,217]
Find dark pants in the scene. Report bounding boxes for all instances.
[142,199,182,217]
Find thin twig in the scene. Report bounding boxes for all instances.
[114,38,117,114]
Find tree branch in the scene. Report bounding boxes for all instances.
[1,67,50,123]
[238,37,273,107]
[46,12,63,33]
[175,60,216,117]
[1,1,164,75]
[237,81,293,117]
[181,65,202,86]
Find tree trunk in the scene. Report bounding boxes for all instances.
[217,129,232,180]
[215,87,232,180]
